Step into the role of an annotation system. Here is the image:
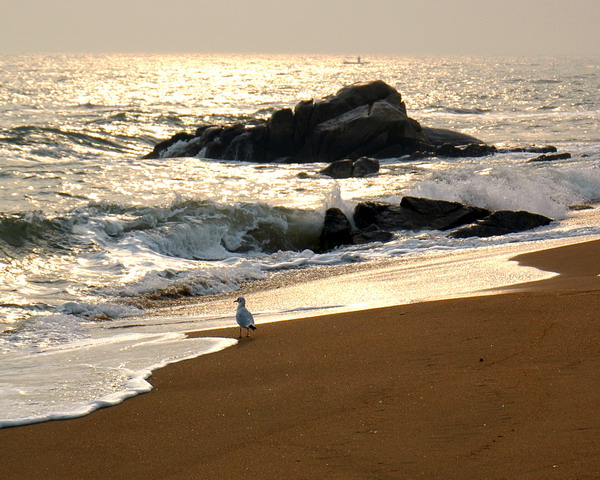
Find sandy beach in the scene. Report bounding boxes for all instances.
[1,239,599,479]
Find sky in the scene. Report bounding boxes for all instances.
[2,0,599,56]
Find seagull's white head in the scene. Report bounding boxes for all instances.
[234,297,246,306]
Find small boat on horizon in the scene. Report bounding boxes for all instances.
[343,56,368,65]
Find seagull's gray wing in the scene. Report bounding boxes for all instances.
[236,306,255,328]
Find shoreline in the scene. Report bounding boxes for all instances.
[124,232,600,333]
[1,239,599,479]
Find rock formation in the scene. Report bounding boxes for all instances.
[354,197,491,232]
[145,81,488,163]
[319,196,553,251]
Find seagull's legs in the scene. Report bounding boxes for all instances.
[238,327,242,338]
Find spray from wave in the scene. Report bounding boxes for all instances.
[405,161,600,219]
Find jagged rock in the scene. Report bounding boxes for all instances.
[320,157,380,178]
[319,208,394,251]
[266,108,296,159]
[145,80,485,162]
[293,99,314,144]
[320,208,354,251]
[354,197,491,232]
[306,98,424,161]
[449,210,553,238]
[528,152,572,162]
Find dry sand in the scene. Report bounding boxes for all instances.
[1,240,599,479]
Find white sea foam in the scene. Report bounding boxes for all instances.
[0,332,236,428]
[404,160,600,219]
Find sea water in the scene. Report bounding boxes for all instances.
[1,54,599,427]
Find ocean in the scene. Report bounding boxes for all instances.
[1,53,599,427]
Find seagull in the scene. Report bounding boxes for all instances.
[234,297,257,338]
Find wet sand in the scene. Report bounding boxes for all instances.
[1,240,599,479]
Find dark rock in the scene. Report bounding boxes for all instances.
[222,124,269,161]
[463,143,498,157]
[436,143,497,158]
[449,210,553,238]
[568,204,593,211]
[405,151,431,160]
[336,80,405,111]
[530,145,558,153]
[352,225,394,244]
[319,197,553,251]
[198,126,227,159]
[204,140,226,159]
[199,126,225,143]
[435,143,462,157]
[219,124,245,144]
[144,132,195,159]
[400,196,491,230]
[320,159,354,179]
[319,208,354,251]
[354,197,490,232]
[319,208,395,251]
[293,100,315,145]
[194,125,212,137]
[422,127,485,147]
[352,157,380,177]
[223,131,255,161]
[175,137,206,158]
[267,108,296,159]
[145,80,485,163]
[308,80,405,131]
[320,157,380,178]
[376,143,426,159]
[500,145,557,154]
[302,98,425,162]
[528,152,572,162]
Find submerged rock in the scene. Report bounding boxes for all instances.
[528,152,572,162]
[320,157,380,178]
[145,80,485,163]
[568,204,594,211]
[449,210,553,238]
[320,159,355,179]
[499,145,558,154]
[352,226,395,245]
[435,143,498,158]
[352,157,380,177]
[421,128,487,148]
